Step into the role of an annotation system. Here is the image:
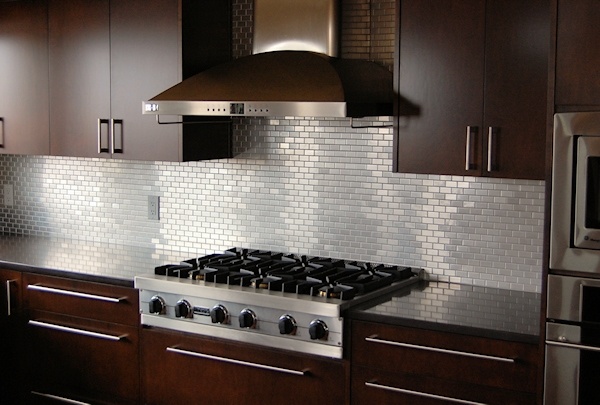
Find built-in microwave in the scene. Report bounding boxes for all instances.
[550,112,600,273]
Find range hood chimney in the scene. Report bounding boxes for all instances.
[143,0,394,119]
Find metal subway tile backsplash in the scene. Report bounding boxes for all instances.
[0,0,544,292]
[0,120,544,293]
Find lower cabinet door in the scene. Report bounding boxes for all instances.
[26,310,139,405]
[0,269,24,403]
[140,327,349,405]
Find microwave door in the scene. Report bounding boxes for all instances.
[574,136,600,249]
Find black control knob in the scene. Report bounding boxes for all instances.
[148,295,166,315]
[239,308,257,328]
[278,314,297,335]
[210,304,228,324]
[309,319,328,340]
[175,299,192,318]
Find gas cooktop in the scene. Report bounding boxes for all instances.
[135,248,425,358]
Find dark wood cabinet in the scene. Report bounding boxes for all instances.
[0,0,50,155]
[555,0,600,109]
[394,0,549,180]
[141,327,349,405]
[350,320,539,404]
[0,269,24,404]
[22,273,140,405]
[48,0,180,161]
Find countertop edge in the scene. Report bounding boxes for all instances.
[348,310,540,345]
[0,260,134,288]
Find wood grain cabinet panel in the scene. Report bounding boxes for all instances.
[48,0,180,161]
[0,269,24,403]
[22,273,140,405]
[351,320,539,405]
[555,0,600,108]
[141,327,349,405]
[0,0,50,155]
[395,0,549,180]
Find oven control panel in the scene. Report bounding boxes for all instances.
[138,289,344,358]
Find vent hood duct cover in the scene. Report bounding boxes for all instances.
[144,50,393,118]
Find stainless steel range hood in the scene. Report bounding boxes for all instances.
[143,0,394,119]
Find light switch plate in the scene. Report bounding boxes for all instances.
[3,184,14,206]
[148,195,160,220]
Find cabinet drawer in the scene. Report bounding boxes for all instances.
[352,365,536,405]
[141,327,349,404]
[26,309,139,405]
[352,321,538,393]
[23,273,138,326]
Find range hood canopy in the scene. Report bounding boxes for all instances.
[143,0,394,119]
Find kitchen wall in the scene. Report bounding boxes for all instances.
[0,0,545,293]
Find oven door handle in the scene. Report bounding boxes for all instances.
[546,339,600,353]
[166,346,308,376]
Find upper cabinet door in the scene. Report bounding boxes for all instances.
[48,0,180,161]
[109,0,180,161]
[555,0,600,108]
[48,0,111,158]
[395,0,549,180]
[395,0,485,176]
[483,0,549,180]
[0,0,50,155]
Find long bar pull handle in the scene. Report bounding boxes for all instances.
[365,382,487,405]
[0,117,4,148]
[365,336,516,363]
[31,391,92,405]
[6,279,16,316]
[465,126,477,170]
[28,320,127,341]
[97,118,110,153]
[27,284,126,303]
[487,126,498,172]
[111,119,124,154]
[546,339,600,353]
[167,346,307,376]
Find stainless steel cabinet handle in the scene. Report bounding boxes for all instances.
[0,117,4,148]
[365,336,516,363]
[27,284,126,303]
[167,346,307,376]
[31,391,92,404]
[487,126,498,172]
[365,381,487,405]
[5,279,16,316]
[111,119,124,154]
[97,118,110,153]
[546,339,600,353]
[28,320,127,341]
[465,126,477,170]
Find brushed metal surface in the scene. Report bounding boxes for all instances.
[253,0,339,56]
[550,111,600,272]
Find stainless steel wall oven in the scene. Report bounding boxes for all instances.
[547,112,600,404]
[550,112,600,272]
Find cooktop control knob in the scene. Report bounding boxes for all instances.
[308,319,328,340]
[149,295,166,315]
[210,304,228,324]
[278,314,297,335]
[239,308,257,329]
[175,299,192,318]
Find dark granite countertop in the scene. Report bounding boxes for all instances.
[348,280,542,344]
[0,235,542,343]
[0,234,186,287]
